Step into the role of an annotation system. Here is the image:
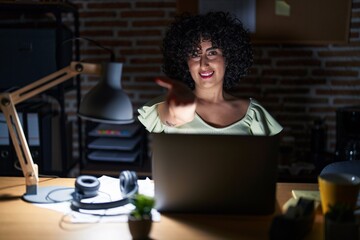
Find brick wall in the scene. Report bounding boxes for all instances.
[2,0,360,164]
[67,0,360,163]
[245,1,360,162]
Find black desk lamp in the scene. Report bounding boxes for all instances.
[0,61,133,203]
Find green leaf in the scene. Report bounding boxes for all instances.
[130,194,155,219]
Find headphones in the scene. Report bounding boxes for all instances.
[70,170,138,211]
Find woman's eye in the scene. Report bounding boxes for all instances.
[190,52,199,58]
[189,52,201,61]
[208,51,217,56]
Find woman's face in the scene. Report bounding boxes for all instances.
[187,40,226,90]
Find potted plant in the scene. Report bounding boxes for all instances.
[128,194,155,240]
[324,203,359,240]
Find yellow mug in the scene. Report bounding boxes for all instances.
[318,172,360,214]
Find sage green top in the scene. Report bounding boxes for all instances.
[137,96,282,136]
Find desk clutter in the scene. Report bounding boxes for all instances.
[270,197,315,240]
[86,122,147,164]
[34,175,160,223]
[279,187,360,240]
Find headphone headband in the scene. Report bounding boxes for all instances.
[71,170,138,211]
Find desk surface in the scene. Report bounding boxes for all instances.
[0,177,322,240]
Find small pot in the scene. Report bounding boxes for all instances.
[128,216,152,240]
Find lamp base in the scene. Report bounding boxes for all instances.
[22,186,74,203]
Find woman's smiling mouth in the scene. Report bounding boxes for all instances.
[199,71,214,79]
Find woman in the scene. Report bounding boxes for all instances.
[138,12,282,135]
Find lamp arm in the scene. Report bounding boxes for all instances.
[0,62,101,195]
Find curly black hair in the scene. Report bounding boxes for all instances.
[162,11,253,90]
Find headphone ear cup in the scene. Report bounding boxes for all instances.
[71,171,138,211]
[120,170,138,196]
[74,175,100,199]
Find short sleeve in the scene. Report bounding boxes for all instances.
[247,99,283,136]
[137,96,166,133]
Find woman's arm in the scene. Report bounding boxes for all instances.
[156,77,197,127]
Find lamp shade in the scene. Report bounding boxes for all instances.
[78,62,134,124]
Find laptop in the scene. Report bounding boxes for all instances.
[151,133,280,215]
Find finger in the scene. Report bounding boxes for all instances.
[155,77,173,89]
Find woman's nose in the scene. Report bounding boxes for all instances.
[200,57,209,68]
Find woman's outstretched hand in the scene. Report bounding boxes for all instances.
[155,77,197,127]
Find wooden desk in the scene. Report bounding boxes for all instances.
[0,177,322,240]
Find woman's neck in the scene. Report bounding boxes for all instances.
[193,87,226,103]
[194,88,237,103]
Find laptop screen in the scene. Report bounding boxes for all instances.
[151,133,280,215]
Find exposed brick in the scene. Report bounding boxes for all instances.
[135,2,176,8]
[87,2,131,9]
[276,114,312,122]
[325,60,360,67]
[132,19,172,27]
[117,29,162,37]
[79,11,117,18]
[350,22,360,28]
[80,49,115,55]
[283,106,307,112]
[262,69,308,77]
[80,57,115,63]
[280,78,327,85]
[312,69,358,77]
[136,39,162,47]
[253,58,271,65]
[333,98,360,105]
[352,2,360,9]
[309,107,338,113]
[120,48,161,55]
[230,86,262,95]
[124,66,161,73]
[96,39,132,47]
[241,76,278,85]
[252,48,264,58]
[283,97,329,104]
[269,50,313,57]
[276,59,321,67]
[318,50,360,57]
[247,67,259,75]
[352,11,360,18]
[85,20,128,28]
[121,10,165,18]
[80,30,114,37]
[348,41,360,47]
[130,57,163,64]
[331,79,360,86]
[266,88,310,95]
[349,31,359,38]
[316,89,360,95]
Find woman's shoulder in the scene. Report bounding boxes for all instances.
[137,95,166,133]
[224,94,250,109]
[246,98,283,135]
[248,98,270,110]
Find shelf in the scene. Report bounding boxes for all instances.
[81,121,150,178]
[0,2,80,177]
